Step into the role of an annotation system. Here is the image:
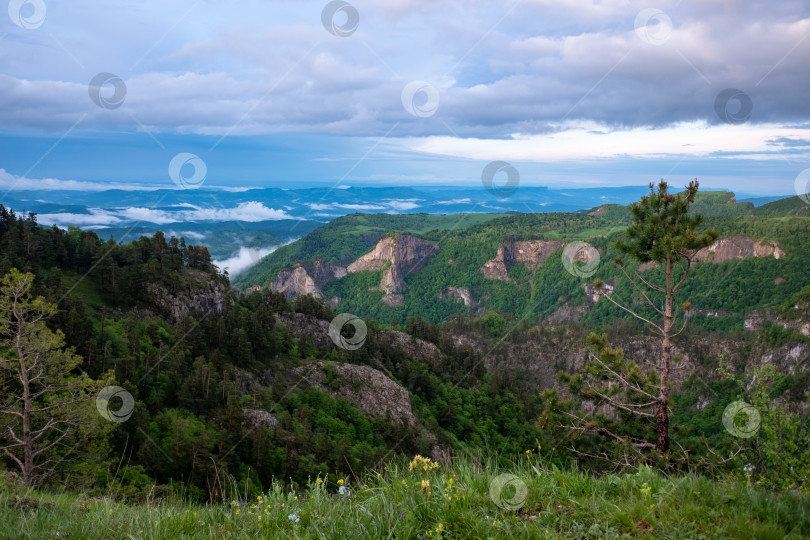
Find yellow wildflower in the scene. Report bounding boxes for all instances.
[316,478,324,484]
[409,455,439,472]
[236,510,240,515]
[337,479,344,485]
[421,479,431,493]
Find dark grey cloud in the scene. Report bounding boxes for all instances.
[0,0,808,138]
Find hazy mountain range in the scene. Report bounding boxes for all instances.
[4,185,783,275]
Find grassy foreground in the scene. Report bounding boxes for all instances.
[2,455,809,539]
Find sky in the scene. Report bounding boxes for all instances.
[1,0,810,196]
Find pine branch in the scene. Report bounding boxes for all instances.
[595,290,663,335]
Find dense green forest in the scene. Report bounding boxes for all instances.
[1,193,808,508]
[237,192,810,331]
[0,207,548,500]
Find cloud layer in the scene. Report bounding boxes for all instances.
[1,0,809,194]
[1,0,808,138]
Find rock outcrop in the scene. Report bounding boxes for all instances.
[270,261,347,299]
[546,302,588,323]
[481,240,563,281]
[378,330,443,362]
[291,361,449,462]
[694,236,785,263]
[273,313,444,364]
[292,362,417,426]
[744,309,810,337]
[242,409,279,431]
[382,294,405,306]
[437,287,474,307]
[145,269,232,321]
[347,235,439,293]
[583,280,615,304]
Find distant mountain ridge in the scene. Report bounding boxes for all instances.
[236,191,810,330]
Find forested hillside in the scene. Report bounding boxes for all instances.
[0,206,548,499]
[237,192,810,332]
[2,190,808,509]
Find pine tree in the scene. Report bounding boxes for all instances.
[595,180,717,453]
[0,269,109,487]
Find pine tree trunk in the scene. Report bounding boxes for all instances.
[656,258,673,454]
[16,317,34,487]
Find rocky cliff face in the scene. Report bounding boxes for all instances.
[291,361,449,462]
[452,327,744,391]
[582,281,615,304]
[145,269,232,321]
[273,313,445,364]
[481,240,563,281]
[695,236,785,263]
[292,362,418,426]
[437,286,474,307]
[348,235,439,293]
[745,309,810,337]
[270,261,347,299]
[377,330,443,361]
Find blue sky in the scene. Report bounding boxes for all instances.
[1,0,810,196]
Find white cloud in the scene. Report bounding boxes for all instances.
[408,121,810,162]
[117,202,294,223]
[213,246,278,276]
[0,169,162,192]
[437,198,473,204]
[31,202,294,228]
[384,199,422,211]
[36,209,120,227]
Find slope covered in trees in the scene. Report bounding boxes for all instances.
[0,195,807,507]
[238,192,810,331]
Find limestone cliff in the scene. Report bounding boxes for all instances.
[270,260,347,299]
[347,235,439,294]
[292,362,418,426]
[694,236,785,263]
[291,361,449,462]
[481,240,563,281]
[145,269,232,321]
[437,286,475,307]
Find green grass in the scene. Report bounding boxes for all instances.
[3,454,808,539]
